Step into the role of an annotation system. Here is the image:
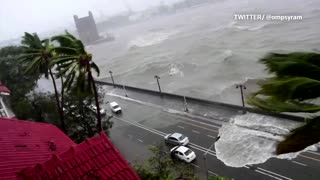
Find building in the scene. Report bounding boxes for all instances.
[73,11,100,45]
[0,118,140,180]
[0,82,11,117]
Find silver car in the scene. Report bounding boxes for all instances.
[164,133,189,146]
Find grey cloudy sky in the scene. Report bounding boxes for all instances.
[0,0,181,42]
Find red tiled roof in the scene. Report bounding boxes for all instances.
[0,83,10,94]
[0,118,75,180]
[21,131,140,180]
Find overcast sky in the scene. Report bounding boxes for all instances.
[0,0,182,42]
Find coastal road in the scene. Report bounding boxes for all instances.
[105,91,320,180]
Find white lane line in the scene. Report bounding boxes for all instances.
[292,161,307,166]
[306,150,320,156]
[192,130,200,134]
[112,114,291,180]
[191,163,200,168]
[257,167,293,180]
[107,92,222,128]
[207,135,216,139]
[137,139,143,143]
[208,171,218,176]
[178,125,185,129]
[255,170,283,180]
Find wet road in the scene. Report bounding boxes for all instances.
[104,87,320,180]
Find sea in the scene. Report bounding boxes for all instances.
[86,0,320,106]
[37,0,320,166]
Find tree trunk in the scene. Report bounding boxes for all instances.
[49,68,66,133]
[88,70,102,132]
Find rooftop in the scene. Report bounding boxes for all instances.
[0,118,75,179]
[0,82,10,95]
[21,131,140,180]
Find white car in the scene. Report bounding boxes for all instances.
[170,146,196,163]
[89,104,106,115]
[164,133,189,146]
[110,102,122,113]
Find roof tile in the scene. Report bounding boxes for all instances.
[0,118,75,180]
[21,131,140,180]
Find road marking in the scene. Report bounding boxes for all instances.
[208,171,218,176]
[191,163,200,168]
[111,114,292,180]
[292,161,307,166]
[178,125,185,129]
[137,139,143,143]
[181,121,218,133]
[306,150,320,156]
[192,130,200,134]
[255,170,283,180]
[207,135,216,139]
[257,167,293,180]
[299,154,320,162]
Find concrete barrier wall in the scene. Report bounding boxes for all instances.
[96,80,306,122]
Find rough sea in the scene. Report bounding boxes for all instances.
[37,0,320,167]
[89,0,320,106]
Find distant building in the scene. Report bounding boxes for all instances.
[73,11,100,45]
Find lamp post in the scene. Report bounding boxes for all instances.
[183,96,189,112]
[236,84,246,114]
[109,70,115,88]
[154,75,162,94]
[203,141,216,179]
[123,84,128,97]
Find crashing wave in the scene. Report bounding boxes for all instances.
[214,113,316,167]
[169,63,184,77]
[129,31,178,48]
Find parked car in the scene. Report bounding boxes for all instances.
[170,146,196,163]
[89,104,106,115]
[109,102,122,113]
[164,133,189,146]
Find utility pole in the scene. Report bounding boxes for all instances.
[109,70,115,88]
[236,84,247,114]
[154,75,162,95]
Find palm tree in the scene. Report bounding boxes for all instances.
[20,32,66,132]
[51,32,103,132]
[247,52,320,154]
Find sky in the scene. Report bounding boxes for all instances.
[0,0,182,42]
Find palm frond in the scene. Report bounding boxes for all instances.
[256,77,320,101]
[276,117,320,154]
[24,57,42,75]
[90,62,100,76]
[247,95,320,113]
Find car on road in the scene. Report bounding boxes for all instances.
[110,102,122,113]
[170,146,196,163]
[164,133,189,146]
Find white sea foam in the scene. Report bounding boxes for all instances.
[129,31,178,48]
[215,113,316,167]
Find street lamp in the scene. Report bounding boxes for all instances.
[203,141,216,179]
[109,70,115,88]
[123,84,128,97]
[236,84,246,114]
[154,75,162,94]
[183,96,189,112]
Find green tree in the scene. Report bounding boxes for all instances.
[208,176,234,180]
[51,32,103,132]
[247,52,320,154]
[63,92,113,143]
[20,32,66,132]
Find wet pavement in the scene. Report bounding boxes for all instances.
[103,88,320,180]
